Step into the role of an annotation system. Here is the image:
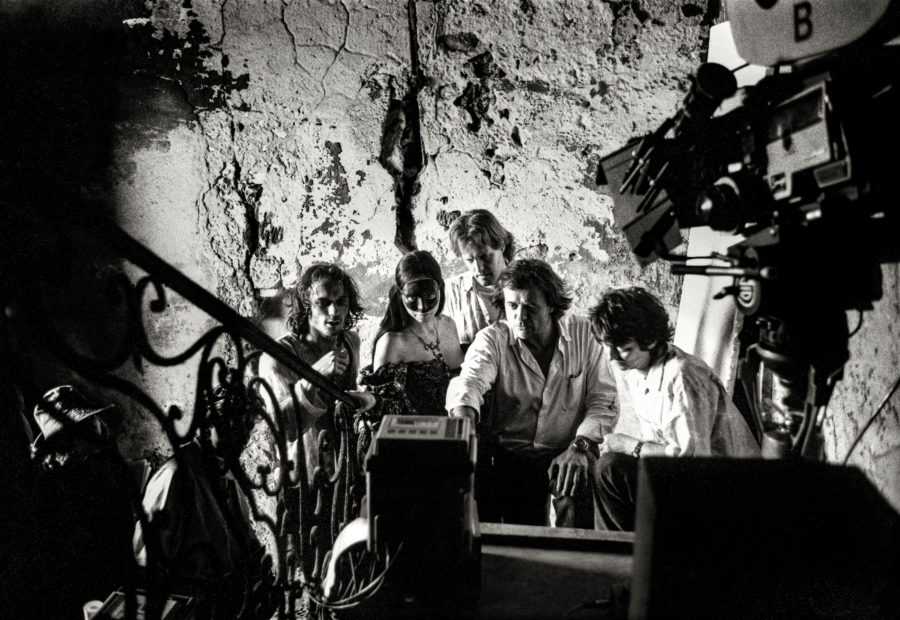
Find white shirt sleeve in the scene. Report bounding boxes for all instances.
[445,326,501,418]
[575,339,619,441]
[660,364,720,456]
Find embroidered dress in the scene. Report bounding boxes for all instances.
[360,357,457,418]
[357,330,460,461]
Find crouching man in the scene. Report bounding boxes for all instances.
[589,287,760,531]
[446,258,618,528]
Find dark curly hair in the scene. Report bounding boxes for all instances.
[489,258,572,321]
[449,209,516,263]
[287,263,365,336]
[589,286,674,352]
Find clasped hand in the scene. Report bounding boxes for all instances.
[307,349,376,415]
[312,348,350,378]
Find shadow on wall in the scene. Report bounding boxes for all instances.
[0,5,133,406]
[0,5,144,615]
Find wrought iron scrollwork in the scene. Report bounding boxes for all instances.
[11,214,364,619]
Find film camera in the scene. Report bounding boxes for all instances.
[599,0,900,458]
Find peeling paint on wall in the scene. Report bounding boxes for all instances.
[8,0,893,508]
[84,0,698,330]
[124,3,251,111]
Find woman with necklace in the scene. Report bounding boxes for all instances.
[360,250,463,424]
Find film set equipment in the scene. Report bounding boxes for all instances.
[598,0,900,459]
[629,456,900,619]
[320,415,479,618]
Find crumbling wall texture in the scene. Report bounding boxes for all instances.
[826,266,900,510]
[102,0,704,465]
[129,0,711,334]
[118,0,896,507]
[6,1,894,507]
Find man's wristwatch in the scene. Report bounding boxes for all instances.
[570,437,599,458]
[631,440,644,458]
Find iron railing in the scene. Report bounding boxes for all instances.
[16,212,363,619]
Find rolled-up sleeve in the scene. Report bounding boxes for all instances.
[446,327,500,418]
[575,341,619,441]
[661,369,718,457]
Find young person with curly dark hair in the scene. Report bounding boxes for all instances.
[258,263,372,485]
[589,286,759,531]
[446,258,618,528]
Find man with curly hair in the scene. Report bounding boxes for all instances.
[589,286,759,531]
[447,258,618,527]
[258,263,371,485]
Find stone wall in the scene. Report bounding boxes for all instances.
[102,0,702,466]
[1,0,896,509]
[124,0,702,352]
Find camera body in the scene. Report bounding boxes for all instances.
[599,0,900,457]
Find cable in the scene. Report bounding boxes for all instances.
[308,543,403,611]
[842,371,900,466]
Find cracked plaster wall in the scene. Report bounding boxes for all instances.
[136,0,710,342]
[120,0,900,505]
[3,0,895,507]
[100,0,708,465]
[825,266,900,510]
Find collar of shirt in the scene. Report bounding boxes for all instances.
[636,344,674,394]
[460,271,475,292]
[461,271,495,296]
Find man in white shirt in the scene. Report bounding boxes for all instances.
[443,209,516,351]
[446,259,618,527]
[589,286,760,531]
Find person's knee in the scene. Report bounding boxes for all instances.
[595,451,633,489]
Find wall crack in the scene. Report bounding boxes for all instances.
[281,0,312,80]
[378,0,425,254]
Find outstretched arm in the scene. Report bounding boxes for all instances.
[445,327,501,422]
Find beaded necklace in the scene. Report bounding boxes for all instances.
[410,326,445,364]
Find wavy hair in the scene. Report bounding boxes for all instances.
[449,209,516,263]
[287,263,365,336]
[373,250,446,351]
[589,286,673,353]
[489,258,572,321]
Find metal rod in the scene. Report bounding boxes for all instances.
[85,215,357,408]
[671,264,777,279]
